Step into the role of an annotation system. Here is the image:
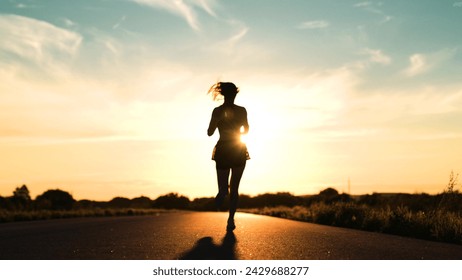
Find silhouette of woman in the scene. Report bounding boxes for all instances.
[207,82,249,231]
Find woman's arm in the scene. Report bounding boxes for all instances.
[241,108,249,134]
[207,108,219,136]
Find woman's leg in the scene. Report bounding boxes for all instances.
[228,165,245,225]
[215,168,230,209]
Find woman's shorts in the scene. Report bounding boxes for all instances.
[212,140,250,169]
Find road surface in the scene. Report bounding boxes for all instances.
[0,211,461,259]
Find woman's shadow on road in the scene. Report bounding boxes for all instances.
[178,231,237,260]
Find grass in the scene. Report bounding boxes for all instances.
[0,208,172,223]
[240,175,462,245]
[240,203,462,245]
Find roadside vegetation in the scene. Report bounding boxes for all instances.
[242,172,462,245]
[1,172,461,245]
[0,187,182,223]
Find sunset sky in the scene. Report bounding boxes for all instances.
[1,0,462,201]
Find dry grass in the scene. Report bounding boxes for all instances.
[240,203,462,245]
[0,208,171,223]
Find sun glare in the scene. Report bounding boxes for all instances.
[240,126,248,143]
[240,133,248,143]
[238,101,284,156]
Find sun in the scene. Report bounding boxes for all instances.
[240,127,249,143]
[237,101,283,155]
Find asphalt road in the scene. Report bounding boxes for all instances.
[0,211,461,260]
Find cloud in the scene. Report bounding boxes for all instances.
[354,2,371,8]
[197,0,217,17]
[362,48,391,65]
[354,1,381,13]
[0,14,82,63]
[12,1,37,9]
[354,1,392,24]
[112,15,127,30]
[297,20,329,30]
[260,58,462,143]
[300,73,462,143]
[252,66,362,139]
[349,85,462,141]
[380,15,393,24]
[454,2,462,8]
[62,18,77,27]
[403,53,428,77]
[228,26,248,46]
[200,18,256,59]
[402,48,458,77]
[402,50,456,78]
[131,0,217,31]
[0,38,208,143]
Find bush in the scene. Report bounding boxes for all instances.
[153,193,190,209]
[35,189,75,210]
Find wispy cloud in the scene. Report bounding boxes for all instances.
[62,18,77,28]
[228,26,248,45]
[354,1,382,13]
[362,48,391,65]
[354,1,392,24]
[297,20,329,30]
[380,15,393,24]
[0,14,82,63]
[131,0,217,31]
[402,48,458,77]
[197,0,217,17]
[14,2,37,9]
[454,2,462,8]
[403,54,427,77]
[112,15,127,30]
[354,2,371,8]
[340,86,462,142]
[200,18,254,59]
[228,21,249,43]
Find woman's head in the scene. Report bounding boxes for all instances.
[208,82,239,101]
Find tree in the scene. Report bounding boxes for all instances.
[318,187,341,204]
[107,197,131,208]
[190,197,215,211]
[153,193,190,209]
[11,185,31,210]
[13,185,31,201]
[0,196,12,210]
[35,189,75,210]
[130,196,153,208]
[250,192,299,208]
[319,187,339,197]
